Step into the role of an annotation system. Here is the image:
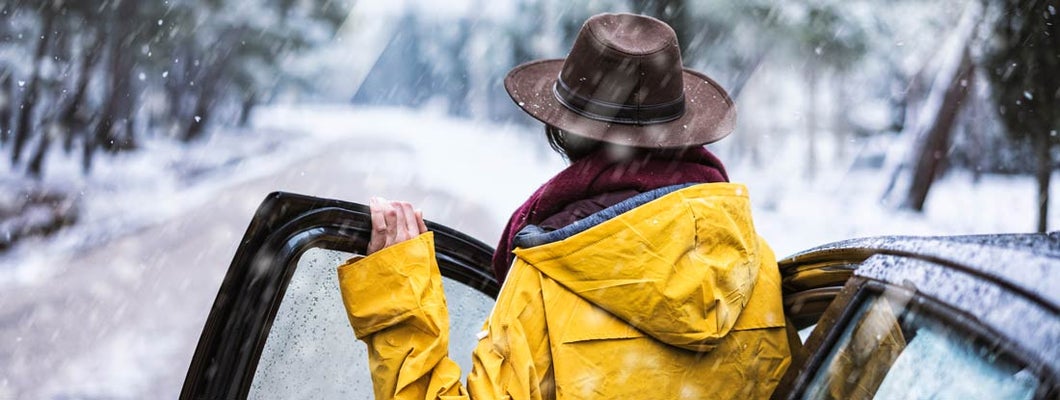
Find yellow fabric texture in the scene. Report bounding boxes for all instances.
[338,183,791,399]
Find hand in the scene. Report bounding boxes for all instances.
[366,197,428,255]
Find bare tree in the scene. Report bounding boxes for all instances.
[901,47,976,211]
[882,4,981,211]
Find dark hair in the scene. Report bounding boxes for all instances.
[545,125,606,162]
[545,125,693,163]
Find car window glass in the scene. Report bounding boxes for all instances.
[247,248,493,399]
[803,288,1040,400]
[798,324,816,343]
[874,326,1038,399]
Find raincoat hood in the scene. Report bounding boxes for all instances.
[511,183,776,351]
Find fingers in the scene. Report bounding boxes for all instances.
[366,197,428,255]
[415,210,428,234]
[369,197,387,232]
[383,200,399,248]
[367,197,388,255]
[399,202,419,240]
[391,203,407,243]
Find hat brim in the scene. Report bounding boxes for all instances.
[504,59,736,148]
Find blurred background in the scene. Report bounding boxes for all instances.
[0,0,1057,398]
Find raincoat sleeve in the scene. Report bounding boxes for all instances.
[337,232,547,400]
[337,232,467,399]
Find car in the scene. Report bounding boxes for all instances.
[179,192,1060,399]
[773,232,1059,399]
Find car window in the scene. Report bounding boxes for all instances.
[247,247,493,399]
[803,288,1040,400]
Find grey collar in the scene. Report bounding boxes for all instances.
[513,183,697,249]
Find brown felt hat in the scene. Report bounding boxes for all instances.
[504,13,736,148]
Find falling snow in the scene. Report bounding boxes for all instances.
[0,0,1057,398]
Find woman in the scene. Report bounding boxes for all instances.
[338,13,790,399]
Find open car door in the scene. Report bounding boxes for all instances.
[180,192,500,399]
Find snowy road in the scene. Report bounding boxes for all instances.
[0,135,506,399]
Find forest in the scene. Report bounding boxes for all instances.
[0,0,1057,244]
[0,0,347,174]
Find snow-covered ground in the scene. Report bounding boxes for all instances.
[0,104,1056,398]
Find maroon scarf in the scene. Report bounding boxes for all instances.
[491,147,729,281]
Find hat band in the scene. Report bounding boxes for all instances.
[553,77,685,125]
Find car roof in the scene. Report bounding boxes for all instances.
[779,232,1060,313]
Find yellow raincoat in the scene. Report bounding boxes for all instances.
[338,183,790,399]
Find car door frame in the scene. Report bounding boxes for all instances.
[179,192,500,399]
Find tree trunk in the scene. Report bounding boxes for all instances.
[805,65,819,181]
[833,74,851,160]
[902,48,975,211]
[182,71,218,142]
[448,20,471,117]
[27,24,81,176]
[62,31,103,154]
[239,92,256,127]
[1033,2,1057,232]
[184,77,218,142]
[0,73,11,145]
[12,10,55,166]
[1036,134,1051,232]
[163,42,193,134]
[182,45,232,142]
[88,0,137,164]
[26,123,51,178]
[184,87,215,142]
